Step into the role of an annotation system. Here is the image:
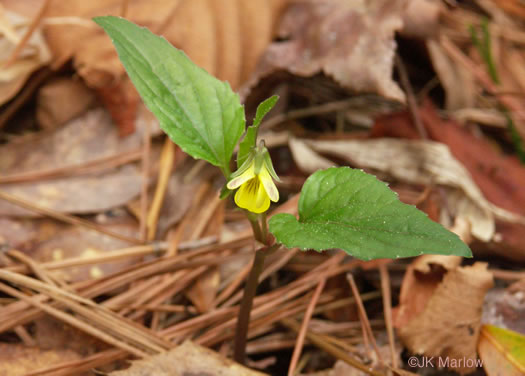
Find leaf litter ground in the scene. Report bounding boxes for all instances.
[1,0,525,375]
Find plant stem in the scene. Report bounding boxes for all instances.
[260,212,268,244]
[247,215,263,243]
[234,211,277,364]
[233,247,267,364]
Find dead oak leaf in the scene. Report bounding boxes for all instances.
[398,262,494,374]
[243,0,407,102]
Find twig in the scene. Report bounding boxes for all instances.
[147,139,175,240]
[347,273,384,366]
[3,0,50,68]
[395,54,428,139]
[13,325,36,347]
[281,318,384,376]
[379,263,397,368]
[261,98,375,130]
[0,148,142,184]
[7,250,56,286]
[0,281,149,358]
[26,348,125,376]
[140,118,152,241]
[0,190,142,244]
[288,277,326,376]
[4,238,214,275]
[0,269,172,351]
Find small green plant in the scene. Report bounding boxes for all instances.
[470,18,525,163]
[95,16,471,364]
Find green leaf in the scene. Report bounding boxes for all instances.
[269,167,472,260]
[94,16,245,174]
[237,95,279,168]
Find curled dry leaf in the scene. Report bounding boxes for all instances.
[109,340,267,376]
[398,262,493,374]
[289,137,513,241]
[243,0,406,102]
[0,109,148,216]
[0,9,51,105]
[372,101,525,260]
[393,255,462,329]
[427,38,477,111]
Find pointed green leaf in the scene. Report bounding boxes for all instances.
[237,95,279,168]
[94,16,245,173]
[269,167,472,260]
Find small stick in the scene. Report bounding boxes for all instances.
[379,263,397,368]
[347,273,384,366]
[3,0,50,68]
[288,277,326,376]
[140,119,152,241]
[0,282,149,358]
[0,148,142,184]
[0,190,141,244]
[281,318,384,376]
[14,325,36,347]
[147,139,175,241]
[7,250,58,287]
[395,54,428,139]
[262,98,373,130]
[25,348,125,376]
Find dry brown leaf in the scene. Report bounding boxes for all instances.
[40,0,289,89]
[0,8,51,105]
[427,38,477,111]
[0,166,141,217]
[398,262,493,374]
[0,218,66,259]
[31,221,139,282]
[109,340,267,376]
[393,255,462,328]
[36,77,97,130]
[95,79,138,137]
[243,0,406,102]
[401,0,441,39]
[0,343,82,376]
[0,109,150,216]
[0,108,142,173]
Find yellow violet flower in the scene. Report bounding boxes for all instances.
[227,144,279,214]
